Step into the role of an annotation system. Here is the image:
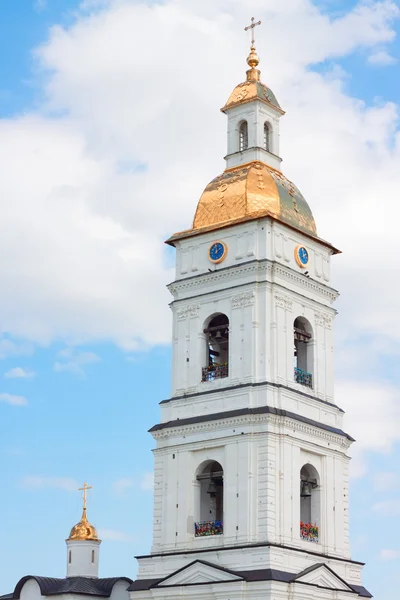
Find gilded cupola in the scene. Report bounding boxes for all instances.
[167,19,319,246]
[67,482,100,542]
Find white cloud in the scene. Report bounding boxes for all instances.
[368,49,397,65]
[140,472,154,491]
[54,347,101,376]
[4,367,35,379]
[21,476,79,491]
[98,528,134,542]
[380,549,400,560]
[0,393,28,406]
[0,339,33,360]
[0,0,396,354]
[0,1,399,472]
[113,477,134,496]
[338,382,400,477]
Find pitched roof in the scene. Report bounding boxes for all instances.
[11,576,132,598]
[128,561,372,597]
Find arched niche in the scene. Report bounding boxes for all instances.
[201,314,229,382]
[194,460,224,537]
[300,463,320,542]
[294,317,314,388]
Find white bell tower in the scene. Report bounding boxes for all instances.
[129,20,371,600]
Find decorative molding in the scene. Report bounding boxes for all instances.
[168,260,339,305]
[176,304,200,320]
[232,291,255,309]
[274,293,293,311]
[151,411,352,451]
[315,311,333,329]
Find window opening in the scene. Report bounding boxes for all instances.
[300,464,320,542]
[202,314,229,382]
[195,461,224,537]
[68,550,71,564]
[264,122,271,152]
[239,121,248,152]
[91,550,95,564]
[294,317,313,388]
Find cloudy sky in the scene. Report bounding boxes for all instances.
[0,0,399,598]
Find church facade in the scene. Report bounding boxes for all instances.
[128,31,371,600]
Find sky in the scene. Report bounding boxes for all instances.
[0,0,399,597]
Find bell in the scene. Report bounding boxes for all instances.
[207,480,217,495]
[301,481,312,497]
[215,330,222,340]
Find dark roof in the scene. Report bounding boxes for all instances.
[149,405,354,442]
[128,560,371,597]
[160,378,344,413]
[12,576,133,598]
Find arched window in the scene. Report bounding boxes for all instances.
[202,314,229,382]
[195,461,224,537]
[264,122,271,152]
[300,464,320,543]
[294,317,313,388]
[68,550,72,564]
[91,550,95,564]
[239,121,248,152]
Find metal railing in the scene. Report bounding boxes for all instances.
[294,367,313,388]
[202,364,229,382]
[194,520,223,537]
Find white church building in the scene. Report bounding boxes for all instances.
[1,23,371,600]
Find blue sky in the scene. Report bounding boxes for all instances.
[0,1,400,599]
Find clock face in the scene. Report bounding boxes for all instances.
[209,241,227,264]
[295,245,309,268]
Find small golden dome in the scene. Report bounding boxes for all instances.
[191,161,317,237]
[67,507,99,542]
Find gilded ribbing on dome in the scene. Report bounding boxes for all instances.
[192,162,317,237]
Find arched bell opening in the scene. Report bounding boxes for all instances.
[294,317,314,388]
[264,121,272,152]
[239,120,248,152]
[300,464,320,543]
[194,461,224,537]
[201,314,229,382]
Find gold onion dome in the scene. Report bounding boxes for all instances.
[67,507,99,542]
[192,162,317,237]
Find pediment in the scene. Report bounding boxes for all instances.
[156,560,243,587]
[295,564,353,592]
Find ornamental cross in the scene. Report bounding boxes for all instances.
[78,482,92,510]
[244,17,261,46]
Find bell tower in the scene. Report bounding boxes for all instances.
[129,20,371,600]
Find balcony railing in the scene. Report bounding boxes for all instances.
[202,364,228,382]
[300,521,319,542]
[294,367,313,389]
[195,520,223,537]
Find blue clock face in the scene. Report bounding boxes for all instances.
[298,246,309,266]
[209,242,226,263]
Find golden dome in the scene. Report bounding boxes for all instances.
[67,507,100,542]
[191,161,317,237]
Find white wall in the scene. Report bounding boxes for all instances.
[170,219,336,402]
[66,539,101,577]
[225,100,282,170]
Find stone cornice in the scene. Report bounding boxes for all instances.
[168,260,339,304]
[150,407,353,449]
